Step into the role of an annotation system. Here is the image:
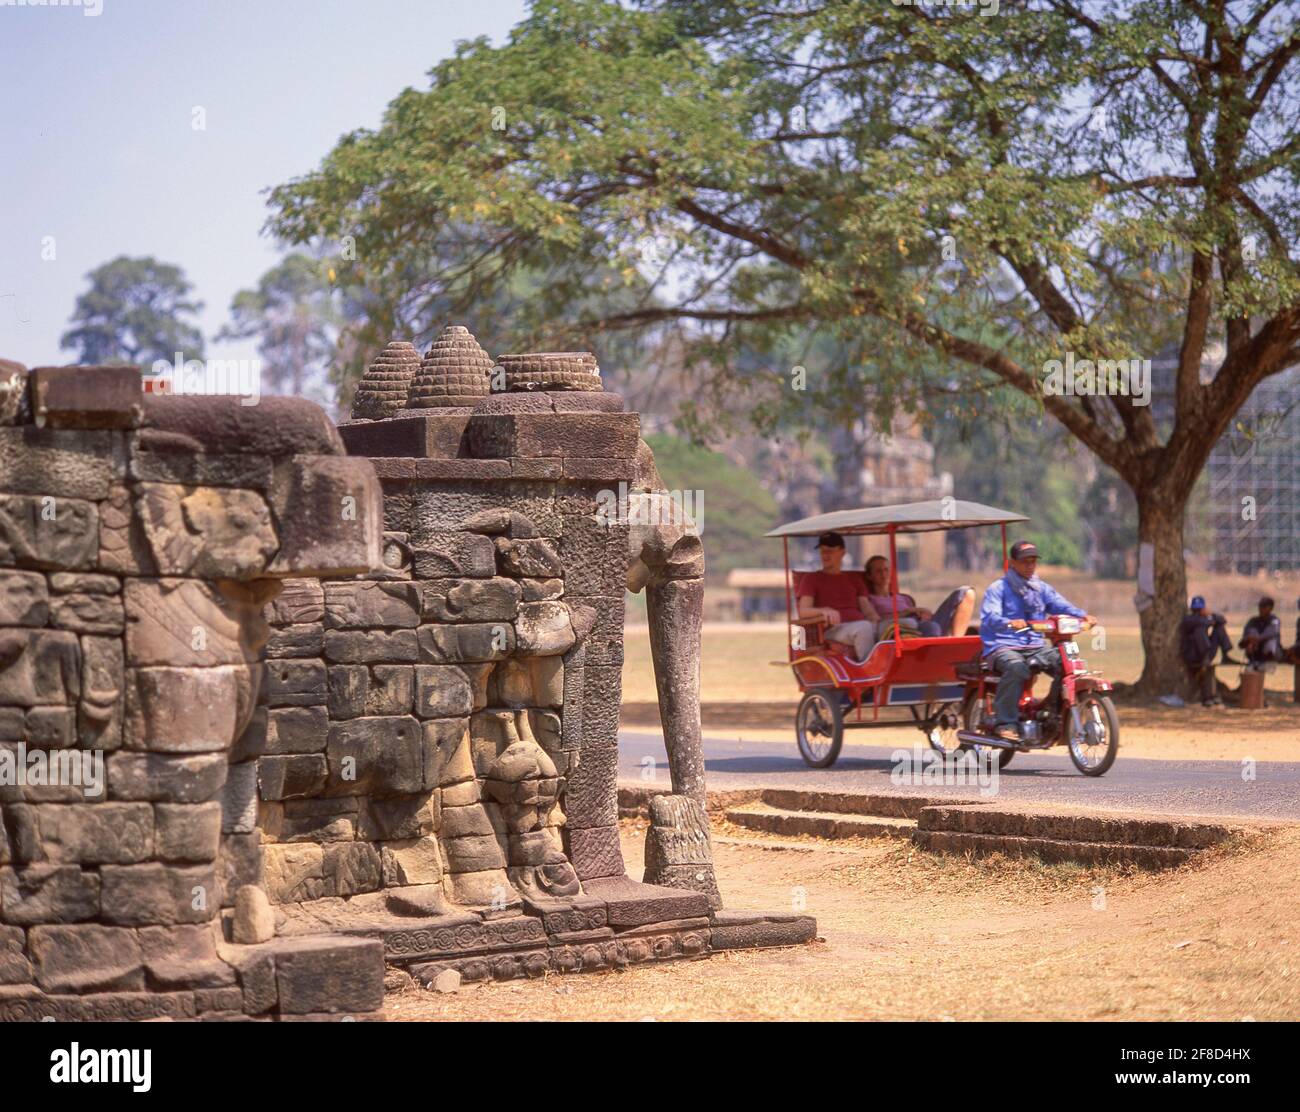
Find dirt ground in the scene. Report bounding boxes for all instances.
[385,819,1300,1021]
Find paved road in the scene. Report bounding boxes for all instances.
[618,730,1300,821]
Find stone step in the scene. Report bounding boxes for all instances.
[910,828,1197,870]
[759,788,964,820]
[915,803,1241,850]
[726,804,916,841]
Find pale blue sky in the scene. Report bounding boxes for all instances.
[0,0,528,368]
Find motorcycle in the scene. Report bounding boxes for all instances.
[937,615,1120,777]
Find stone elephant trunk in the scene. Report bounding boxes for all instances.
[624,455,718,908]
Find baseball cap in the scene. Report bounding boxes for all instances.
[816,532,845,549]
[1009,540,1039,560]
[1190,595,1206,610]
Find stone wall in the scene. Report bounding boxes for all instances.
[0,345,816,1017]
[0,363,389,1020]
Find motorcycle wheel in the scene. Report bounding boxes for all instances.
[958,691,1015,768]
[796,690,844,768]
[1067,693,1119,776]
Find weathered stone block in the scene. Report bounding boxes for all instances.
[264,659,327,706]
[48,591,124,635]
[217,831,263,907]
[357,793,437,841]
[323,580,420,629]
[28,924,143,993]
[266,579,324,626]
[0,924,32,984]
[124,665,253,751]
[367,664,413,715]
[0,864,100,924]
[322,842,382,896]
[156,801,222,862]
[273,936,384,1015]
[258,754,328,801]
[515,601,576,656]
[266,706,328,754]
[107,752,228,803]
[266,454,383,578]
[411,533,496,578]
[380,836,443,886]
[138,922,236,988]
[137,482,278,579]
[17,803,153,865]
[417,623,514,663]
[266,624,324,658]
[24,706,76,747]
[421,577,521,623]
[323,629,419,663]
[79,634,123,750]
[494,537,563,578]
[220,762,260,834]
[263,843,325,903]
[0,629,80,707]
[99,862,218,926]
[326,665,367,718]
[0,428,116,500]
[0,570,47,625]
[98,484,155,575]
[30,365,142,429]
[567,824,625,880]
[413,664,474,718]
[325,716,426,798]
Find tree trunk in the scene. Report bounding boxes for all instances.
[1133,488,1191,697]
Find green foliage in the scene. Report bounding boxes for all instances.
[644,432,778,577]
[60,255,204,366]
[266,0,1300,686]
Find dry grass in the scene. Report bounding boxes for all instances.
[386,821,1299,1022]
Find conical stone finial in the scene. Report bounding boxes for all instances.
[351,340,420,419]
[405,325,494,408]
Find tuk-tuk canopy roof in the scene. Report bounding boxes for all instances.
[767,499,1028,538]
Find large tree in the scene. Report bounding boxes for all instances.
[218,253,349,403]
[61,255,204,366]
[268,0,1300,694]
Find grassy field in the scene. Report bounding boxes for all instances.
[623,621,1300,702]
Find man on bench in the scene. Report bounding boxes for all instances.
[796,531,876,661]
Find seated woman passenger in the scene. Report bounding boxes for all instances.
[863,555,975,637]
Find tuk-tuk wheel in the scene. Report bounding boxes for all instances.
[796,690,844,768]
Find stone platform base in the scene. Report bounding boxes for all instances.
[273,877,816,988]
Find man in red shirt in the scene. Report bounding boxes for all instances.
[797,532,876,660]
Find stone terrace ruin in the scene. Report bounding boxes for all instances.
[0,335,813,1021]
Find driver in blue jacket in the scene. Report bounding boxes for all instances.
[980,541,1095,741]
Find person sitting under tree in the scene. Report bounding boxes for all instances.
[1179,595,1238,707]
[1240,596,1284,670]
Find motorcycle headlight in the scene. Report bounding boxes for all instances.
[1056,617,1083,634]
